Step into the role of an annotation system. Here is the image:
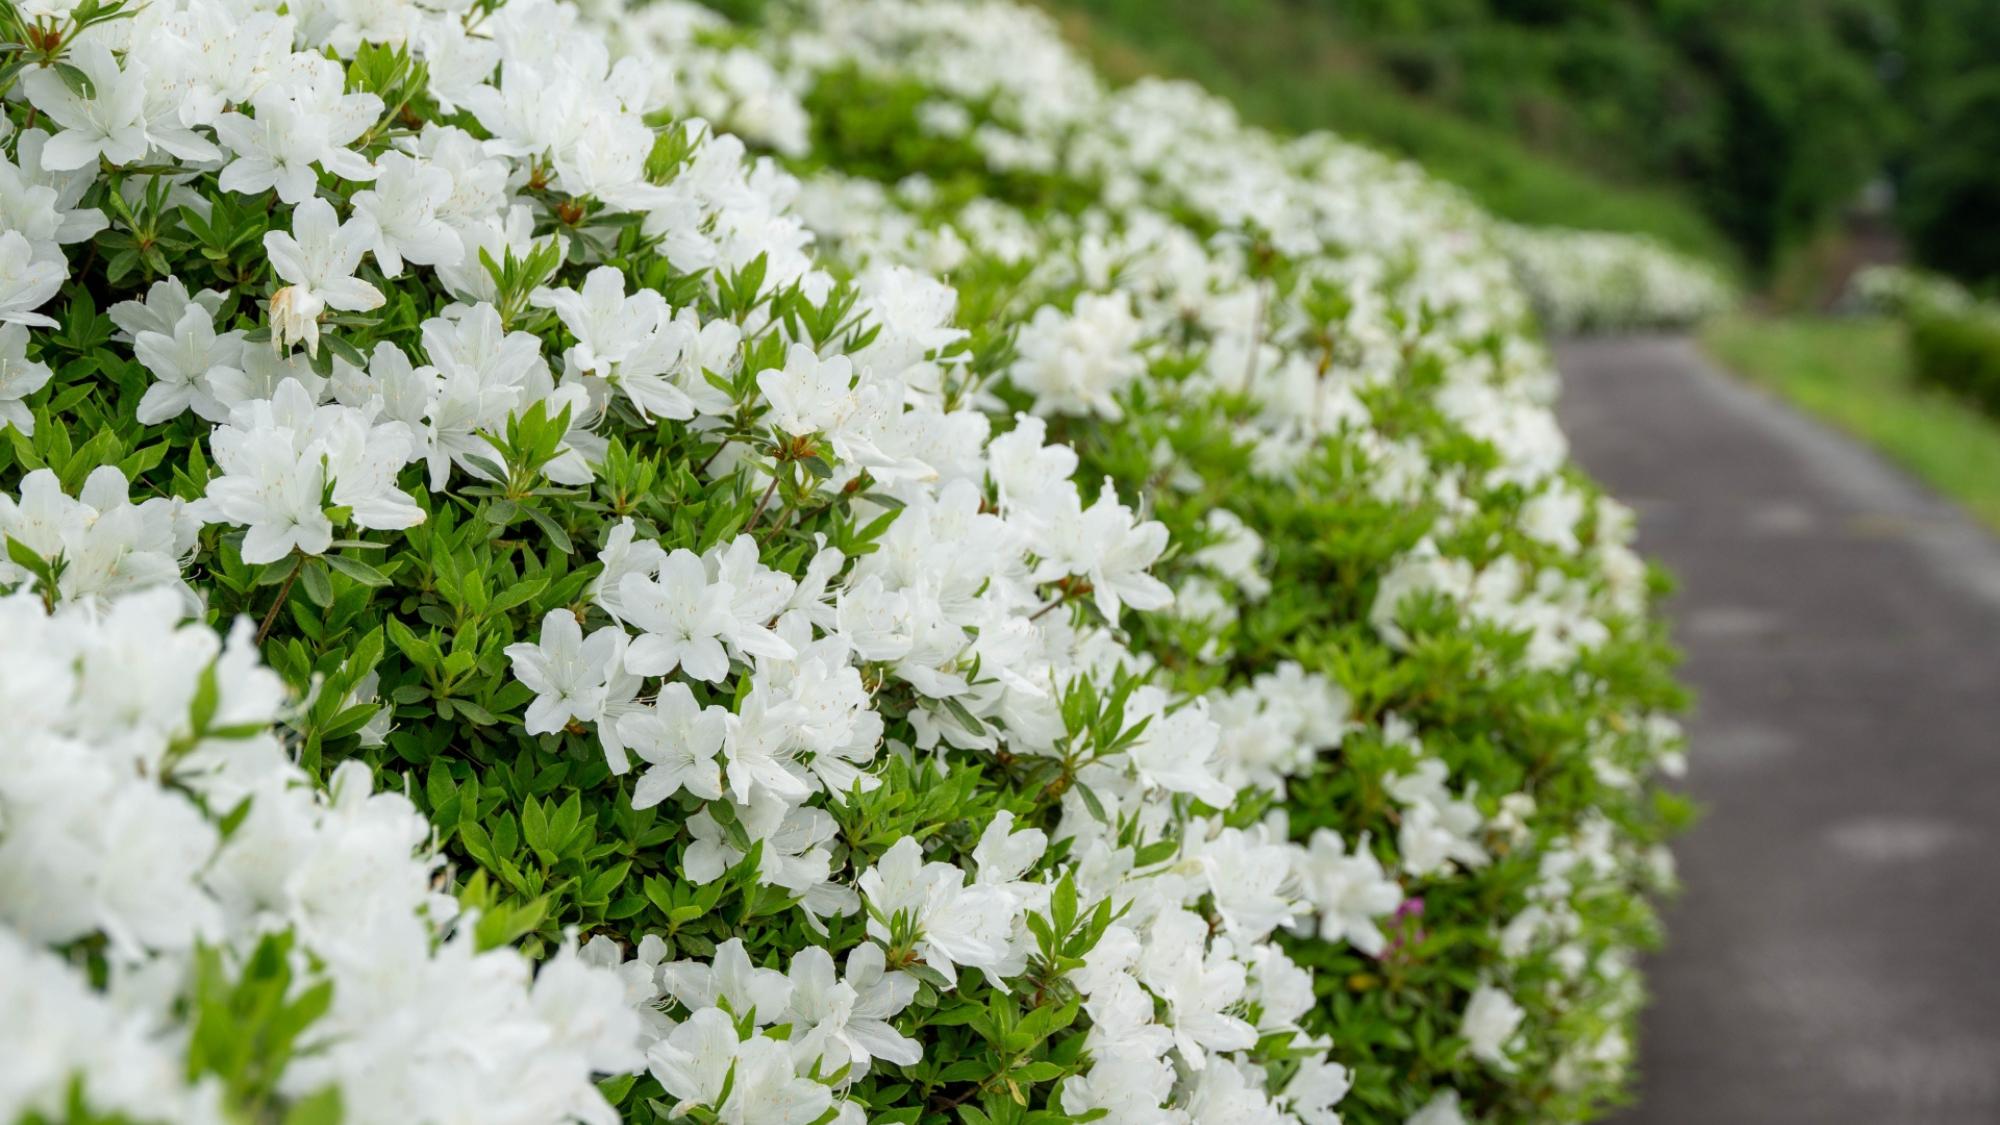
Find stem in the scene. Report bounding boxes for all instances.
[695,435,733,476]
[1238,279,1269,396]
[1029,578,1087,622]
[744,472,782,532]
[256,554,305,645]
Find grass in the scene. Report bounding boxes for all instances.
[1033,0,1738,269]
[1702,314,2000,530]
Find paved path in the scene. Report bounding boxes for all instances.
[1554,336,2000,1125]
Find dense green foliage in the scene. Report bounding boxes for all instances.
[1908,307,2000,419]
[0,0,1693,1118]
[712,2,1696,1117]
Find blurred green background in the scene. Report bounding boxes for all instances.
[1037,0,2000,302]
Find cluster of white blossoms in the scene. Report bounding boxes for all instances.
[5,0,1358,1118]
[600,0,1691,1119]
[1495,223,1735,334]
[0,590,641,1123]
[2,0,1687,1119]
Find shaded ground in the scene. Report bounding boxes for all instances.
[1554,336,2000,1125]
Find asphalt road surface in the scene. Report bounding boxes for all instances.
[1554,336,2000,1125]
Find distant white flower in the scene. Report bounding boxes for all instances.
[1406,1089,1468,1125]
[1125,690,1234,808]
[1010,293,1146,420]
[1298,829,1403,954]
[1461,984,1524,1069]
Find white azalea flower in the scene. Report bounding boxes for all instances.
[0,322,53,435]
[263,198,386,356]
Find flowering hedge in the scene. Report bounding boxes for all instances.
[0,0,1684,1124]
[1496,224,1734,334]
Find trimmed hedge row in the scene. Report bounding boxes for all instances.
[0,0,1684,1124]
[618,1,1691,1121]
[1496,224,1735,335]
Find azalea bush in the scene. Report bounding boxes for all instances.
[1,1,1683,1125]
[1495,224,1734,334]
[614,0,1690,1120]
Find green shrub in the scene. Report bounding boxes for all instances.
[1909,307,2000,415]
[641,2,1694,1120]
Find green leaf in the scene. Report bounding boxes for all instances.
[324,553,391,586]
[282,1088,343,1125]
[299,558,334,607]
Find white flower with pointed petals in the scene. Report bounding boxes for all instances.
[619,549,736,683]
[197,421,332,564]
[132,303,245,424]
[0,467,193,606]
[647,1006,739,1113]
[2,130,108,257]
[619,682,728,805]
[0,232,63,328]
[1135,910,1258,1063]
[706,535,797,662]
[0,322,53,435]
[505,609,626,741]
[214,59,383,203]
[786,943,921,1081]
[530,266,668,378]
[660,938,794,1026]
[591,519,667,623]
[757,343,855,438]
[1026,479,1172,619]
[857,837,1016,987]
[1283,1053,1354,1125]
[19,44,149,171]
[723,1035,834,1125]
[264,198,385,356]
[350,152,465,277]
[194,379,421,564]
